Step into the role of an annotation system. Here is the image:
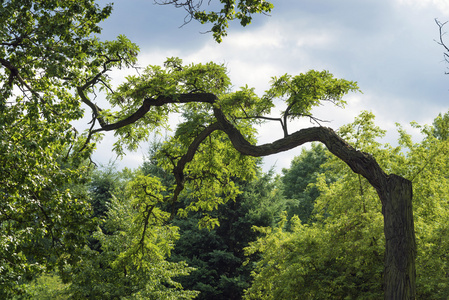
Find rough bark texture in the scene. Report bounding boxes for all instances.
[381,175,416,299]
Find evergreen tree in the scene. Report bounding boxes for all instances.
[170,170,286,299]
[281,143,329,224]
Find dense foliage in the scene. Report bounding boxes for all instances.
[65,168,199,299]
[0,0,269,295]
[170,170,286,299]
[0,1,119,295]
[22,111,449,299]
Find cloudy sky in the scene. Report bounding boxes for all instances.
[90,0,449,172]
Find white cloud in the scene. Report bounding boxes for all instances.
[396,0,449,15]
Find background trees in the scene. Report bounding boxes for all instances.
[281,143,328,224]
[66,167,199,300]
[24,110,449,299]
[170,169,286,299]
[244,111,449,299]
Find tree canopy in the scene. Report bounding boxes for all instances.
[3,1,449,299]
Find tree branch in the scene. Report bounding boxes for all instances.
[170,122,221,215]
[436,19,449,53]
[91,93,218,133]
[213,107,388,194]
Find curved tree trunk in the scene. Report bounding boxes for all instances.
[213,107,417,299]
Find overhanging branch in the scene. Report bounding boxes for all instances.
[78,89,389,197]
[213,107,388,193]
[92,93,218,133]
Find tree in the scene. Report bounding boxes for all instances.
[85,57,413,298]
[0,0,274,293]
[244,111,393,299]
[0,114,95,296]
[170,169,286,299]
[281,143,329,224]
[244,211,385,299]
[245,111,449,299]
[0,0,115,294]
[432,111,449,140]
[395,117,449,298]
[65,168,199,299]
[2,1,417,298]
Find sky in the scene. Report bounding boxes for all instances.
[89,0,449,173]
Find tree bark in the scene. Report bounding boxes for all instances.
[380,175,416,299]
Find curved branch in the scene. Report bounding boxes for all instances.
[78,89,388,197]
[92,93,218,132]
[77,86,106,127]
[76,57,122,127]
[213,107,388,193]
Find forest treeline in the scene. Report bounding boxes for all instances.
[21,110,449,299]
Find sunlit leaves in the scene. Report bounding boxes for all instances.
[0,0,117,293]
[264,70,360,121]
[106,58,233,153]
[0,113,94,296]
[244,113,389,299]
[432,111,449,140]
[158,126,258,228]
[0,0,112,93]
[219,85,274,120]
[390,117,449,298]
[111,58,230,107]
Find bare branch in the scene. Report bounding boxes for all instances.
[435,19,449,53]
[155,0,206,25]
[435,19,449,74]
